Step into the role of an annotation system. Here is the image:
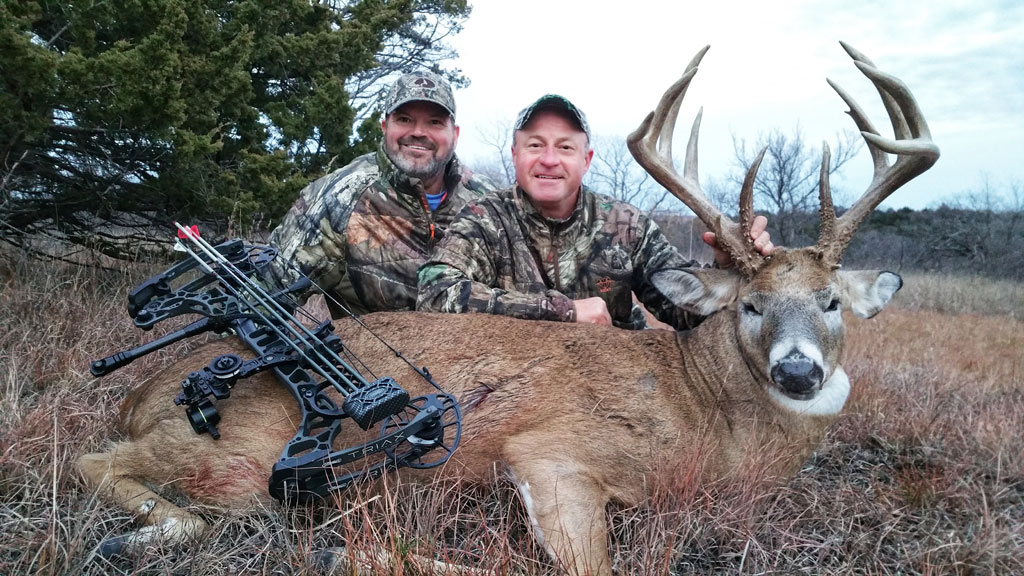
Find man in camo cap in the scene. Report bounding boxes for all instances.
[417,94,773,329]
[267,70,495,317]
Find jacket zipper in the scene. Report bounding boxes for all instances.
[549,224,561,292]
[418,192,444,250]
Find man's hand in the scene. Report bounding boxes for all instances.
[702,214,775,268]
[632,292,673,331]
[573,297,612,326]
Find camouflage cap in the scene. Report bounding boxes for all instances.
[383,71,456,118]
[514,94,591,141]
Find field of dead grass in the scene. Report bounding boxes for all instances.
[1,254,1021,575]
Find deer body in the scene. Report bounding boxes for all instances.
[79,250,899,575]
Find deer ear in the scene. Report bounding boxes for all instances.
[838,270,903,319]
[650,268,742,317]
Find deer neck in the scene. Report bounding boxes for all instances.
[674,311,841,448]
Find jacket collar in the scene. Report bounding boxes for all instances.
[513,184,591,232]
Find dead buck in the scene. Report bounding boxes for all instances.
[78,42,938,575]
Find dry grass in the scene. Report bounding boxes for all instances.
[1,251,1021,575]
[894,272,1024,319]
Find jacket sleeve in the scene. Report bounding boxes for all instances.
[416,204,576,322]
[266,174,350,302]
[630,216,710,330]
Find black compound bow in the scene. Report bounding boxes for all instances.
[91,224,461,504]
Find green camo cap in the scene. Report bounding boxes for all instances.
[384,71,456,118]
[514,94,591,140]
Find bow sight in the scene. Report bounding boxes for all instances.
[90,224,461,503]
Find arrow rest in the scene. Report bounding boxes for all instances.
[91,227,462,502]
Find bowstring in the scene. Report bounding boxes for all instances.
[251,231,446,394]
[174,224,366,394]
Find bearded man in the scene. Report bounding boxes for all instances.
[267,71,495,317]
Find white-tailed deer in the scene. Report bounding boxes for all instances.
[78,42,938,575]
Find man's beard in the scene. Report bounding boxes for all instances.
[385,137,454,179]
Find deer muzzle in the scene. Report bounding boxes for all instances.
[770,351,824,398]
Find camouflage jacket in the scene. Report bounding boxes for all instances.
[267,147,494,317]
[417,185,707,330]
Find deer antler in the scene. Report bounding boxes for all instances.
[627,46,767,277]
[628,43,941,275]
[816,41,940,265]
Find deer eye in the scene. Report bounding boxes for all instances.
[825,298,841,312]
[742,301,761,316]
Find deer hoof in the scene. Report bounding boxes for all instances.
[311,546,349,573]
[98,534,130,558]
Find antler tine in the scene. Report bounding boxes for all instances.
[739,148,766,234]
[827,79,888,174]
[645,45,709,171]
[732,148,768,276]
[816,142,838,263]
[840,41,913,143]
[817,42,941,264]
[663,46,713,163]
[652,72,691,163]
[628,46,764,276]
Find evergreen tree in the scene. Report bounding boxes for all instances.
[0,0,469,259]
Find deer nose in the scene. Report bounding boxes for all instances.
[770,352,824,396]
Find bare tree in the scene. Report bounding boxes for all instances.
[840,177,1024,279]
[730,126,861,245]
[338,0,471,124]
[476,119,514,186]
[703,174,739,216]
[470,158,513,189]
[586,135,670,212]
[931,177,1024,270]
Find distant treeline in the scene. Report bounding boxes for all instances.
[654,206,1024,281]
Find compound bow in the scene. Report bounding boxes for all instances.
[91,224,461,504]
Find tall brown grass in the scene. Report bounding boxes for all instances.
[894,272,1024,319]
[1,252,1021,575]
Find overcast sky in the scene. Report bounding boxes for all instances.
[446,1,1024,210]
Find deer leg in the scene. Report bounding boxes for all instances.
[77,450,209,556]
[507,454,612,576]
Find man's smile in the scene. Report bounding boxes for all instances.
[398,137,436,154]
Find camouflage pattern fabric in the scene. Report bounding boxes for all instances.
[383,70,456,117]
[417,185,708,330]
[267,146,494,317]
